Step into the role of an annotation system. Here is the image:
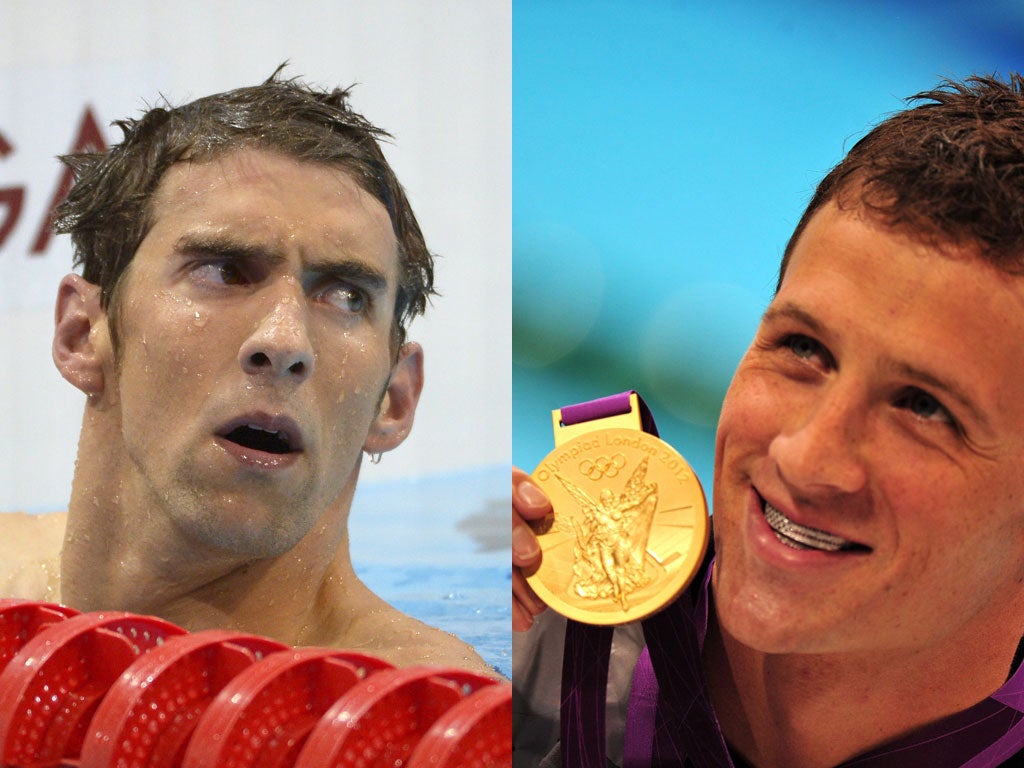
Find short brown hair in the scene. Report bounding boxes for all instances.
[779,73,1024,288]
[55,66,436,348]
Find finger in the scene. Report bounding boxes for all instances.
[513,469,552,522]
[512,566,546,616]
[513,565,543,632]
[512,510,542,568]
[513,595,536,632]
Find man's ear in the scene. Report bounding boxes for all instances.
[364,342,424,454]
[52,273,110,397]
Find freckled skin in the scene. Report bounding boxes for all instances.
[0,148,495,677]
[713,202,1024,656]
[706,201,1024,766]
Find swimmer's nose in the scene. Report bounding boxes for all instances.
[238,290,314,382]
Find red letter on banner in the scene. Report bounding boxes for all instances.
[29,105,107,255]
[0,130,26,251]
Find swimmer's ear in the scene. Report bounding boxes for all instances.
[364,342,424,454]
[52,274,110,398]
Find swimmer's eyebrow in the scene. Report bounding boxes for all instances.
[173,233,287,266]
[304,256,390,296]
[760,302,825,335]
[173,233,391,295]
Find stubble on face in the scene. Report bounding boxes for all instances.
[101,149,402,562]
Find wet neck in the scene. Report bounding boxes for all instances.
[61,409,364,646]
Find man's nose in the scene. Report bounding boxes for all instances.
[238,286,315,382]
[767,385,868,496]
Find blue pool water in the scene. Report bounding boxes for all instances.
[349,465,511,678]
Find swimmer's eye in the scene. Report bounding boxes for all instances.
[784,334,829,364]
[893,387,956,427]
[191,260,249,286]
[316,281,369,315]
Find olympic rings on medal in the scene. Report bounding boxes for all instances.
[579,453,627,480]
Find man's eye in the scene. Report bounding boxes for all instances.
[320,283,367,314]
[193,262,245,285]
[895,388,953,424]
[785,334,821,360]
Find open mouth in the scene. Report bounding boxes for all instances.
[223,425,292,454]
[763,502,870,553]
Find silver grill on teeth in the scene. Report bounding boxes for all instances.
[764,503,849,552]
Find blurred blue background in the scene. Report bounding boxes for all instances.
[513,0,1024,500]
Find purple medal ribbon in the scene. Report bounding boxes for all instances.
[558,391,731,768]
[557,392,636,768]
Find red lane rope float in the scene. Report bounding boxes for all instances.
[0,603,511,768]
[293,666,497,768]
[79,630,289,768]
[0,600,80,675]
[407,682,512,768]
[181,647,393,768]
[0,611,186,768]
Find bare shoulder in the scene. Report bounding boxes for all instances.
[0,511,66,601]
[339,602,502,679]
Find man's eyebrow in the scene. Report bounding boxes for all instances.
[174,233,285,265]
[174,233,390,294]
[304,257,390,295]
[763,301,990,428]
[760,302,826,335]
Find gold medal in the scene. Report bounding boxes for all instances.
[526,425,709,625]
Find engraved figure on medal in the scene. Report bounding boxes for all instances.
[528,428,710,625]
[553,455,658,610]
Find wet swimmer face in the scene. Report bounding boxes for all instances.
[103,148,418,557]
[711,201,1024,659]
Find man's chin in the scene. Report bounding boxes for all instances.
[717,589,877,658]
[177,504,314,561]
[713,577,825,654]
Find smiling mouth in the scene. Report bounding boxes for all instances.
[763,502,870,553]
[222,424,295,455]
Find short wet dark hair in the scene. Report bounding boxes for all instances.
[779,73,1024,287]
[55,65,436,348]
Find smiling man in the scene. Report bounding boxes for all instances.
[0,70,492,675]
[513,73,1024,766]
